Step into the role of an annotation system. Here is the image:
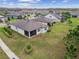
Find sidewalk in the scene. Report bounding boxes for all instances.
[0,38,19,59]
[0,23,7,27]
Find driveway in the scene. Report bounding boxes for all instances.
[0,38,19,59]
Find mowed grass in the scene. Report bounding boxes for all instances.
[67,18,79,29]
[0,22,70,59]
[10,18,17,22]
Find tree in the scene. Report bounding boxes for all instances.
[27,14,31,19]
[68,20,72,26]
[62,12,71,21]
[8,17,11,21]
[64,29,77,59]
[11,16,14,19]
[3,27,13,38]
[65,44,77,59]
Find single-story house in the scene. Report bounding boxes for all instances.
[6,12,26,19]
[9,20,48,38]
[5,14,18,20]
[0,15,7,23]
[45,13,62,22]
[33,16,54,24]
[71,12,79,18]
[33,14,61,26]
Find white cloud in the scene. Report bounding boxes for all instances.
[62,0,70,3]
[19,0,34,2]
[17,3,31,7]
[1,2,32,8]
[52,0,56,3]
[18,0,40,3]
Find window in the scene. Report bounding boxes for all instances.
[44,27,47,30]
[38,29,40,32]
[12,58,15,59]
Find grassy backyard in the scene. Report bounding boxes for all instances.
[67,18,79,29]
[0,18,79,59]
[9,18,17,22]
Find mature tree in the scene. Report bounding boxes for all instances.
[68,20,72,26]
[64,29,77,59]
[26,14,31,19]
[8,17,11,21]
[62,12,71,21]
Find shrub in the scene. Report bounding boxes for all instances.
[3,27,12,38]
[3,29,11,38]
[24,44,33,54]
[4,27,12,35]
[47,27,52,32]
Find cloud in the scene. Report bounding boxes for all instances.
[0,0,34,8]
[52,0,56,3]
[1,1,32,8]
[19,0,34,2]
[18,0,40,3]
[62,0,70,3]
[17,3,31,7]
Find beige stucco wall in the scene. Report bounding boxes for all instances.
[10,25,24,35]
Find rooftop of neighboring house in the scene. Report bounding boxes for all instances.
[0,15,5,18]
[70,12,79,16]
[10,20,48,32]
[0,15,7,19]
[33,14,61,23]
[45,13,62,20]
[33,16,54,23]
[6,11,27,16]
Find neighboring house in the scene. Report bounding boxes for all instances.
[0,15,7,23]
[33,16,54,24]
[6,12,26,19]
[25,13,36,19]
[33,14,62,26]
[6,15,17,19]
[45,13,62,22]
[9,20,48,38]
[71,12,79,18]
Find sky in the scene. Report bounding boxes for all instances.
[0,0,79,8]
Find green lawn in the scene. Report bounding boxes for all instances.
[0,22,70,59]
[67,18,79,29]
[1,18,79,59]
[10,18,17,22]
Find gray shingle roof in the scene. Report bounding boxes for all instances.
[33,13,61,23]
[10,20,48,32]
[71,12,79,16]
[33,16,54,23]
[0,15,7,20]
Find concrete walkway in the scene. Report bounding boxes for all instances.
[0,23,7,27]
[0,38,19,59]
